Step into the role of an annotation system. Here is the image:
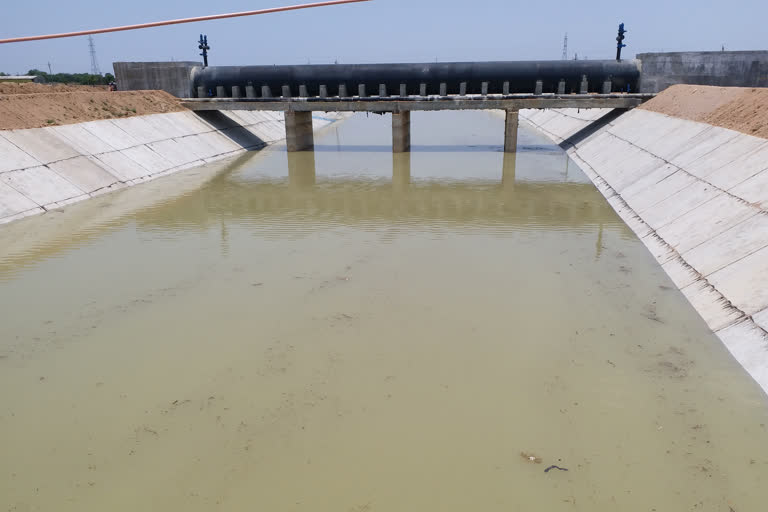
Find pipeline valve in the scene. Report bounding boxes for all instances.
[616,23,627,61]
[198,34,210,67]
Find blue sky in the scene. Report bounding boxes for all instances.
[1,0,766,75]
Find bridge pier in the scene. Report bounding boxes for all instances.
[392,111,411,153]
[504,109,519,153]
[502,152,517,190]
[287,151,316,188]
[285,111,314,152]
[393,152,411,190]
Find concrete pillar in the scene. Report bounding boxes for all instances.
[319,85,328,98]
[197,86,206,98]
[379,84,387,97]
[400,83,407,97]
[602,79,612,94]
[439,83,447,96]
[339,84,348,97]
[481,82,489,95]
[282,85,292,98]
[262,85,272,98]
[299,85,309,97]
[392,111,411,153]
[287,151,316,188]
[246,85,256,98]
[392,152,411,190]
[459,82,467,96]
[580,75,588,94]
[503,81,510,95]
[535,80,543,95]
[420,83,427,96]
[358,84,366,97]
[504,109,519,153]
[232,86,242,98]
[216,85,226,98]
[285,111,314,152]
[502,151,517,190]
[557,79,566,95]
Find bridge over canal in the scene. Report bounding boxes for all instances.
[180,60,654,153]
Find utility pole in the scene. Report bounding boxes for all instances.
[616,23,627,61]
[47,62,52,74]
[88,35,101,75]
[562,33,568,60]
[198,34,210,67]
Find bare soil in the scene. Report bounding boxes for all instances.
[0,83,185,130]
[640,84,768,139]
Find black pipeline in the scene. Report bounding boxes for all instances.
[192,60,641,98]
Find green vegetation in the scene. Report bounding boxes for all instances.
[26,69,115,85]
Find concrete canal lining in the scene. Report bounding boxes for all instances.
[521,98,768,392]
[0,110,345,225]
[2,80,767,395]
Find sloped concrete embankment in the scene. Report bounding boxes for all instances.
[522,107,768,391]
[0,111,339,225]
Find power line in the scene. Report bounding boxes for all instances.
[0,0,372,44]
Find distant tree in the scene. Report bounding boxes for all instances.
[26,69,114,86]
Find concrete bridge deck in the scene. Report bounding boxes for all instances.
[180,93,653,112]
[181,93,654,154]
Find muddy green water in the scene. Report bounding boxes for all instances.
[1,112,768,511]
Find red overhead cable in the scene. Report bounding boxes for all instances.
[0,0,372,44]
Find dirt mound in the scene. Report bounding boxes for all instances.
[0,84,185,130]
[640,84,768,139]
[0,82,108,95]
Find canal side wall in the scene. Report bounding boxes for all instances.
[637,51,768,93]
[0,110,338,225]
[521,107,768,392]
[113,61,200,98]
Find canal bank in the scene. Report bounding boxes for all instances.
[0,102,346,225]
[521,85,768,392]
[3,111,768,511]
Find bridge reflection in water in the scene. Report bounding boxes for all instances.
[135,148,629,238]
[0,143,631,284]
